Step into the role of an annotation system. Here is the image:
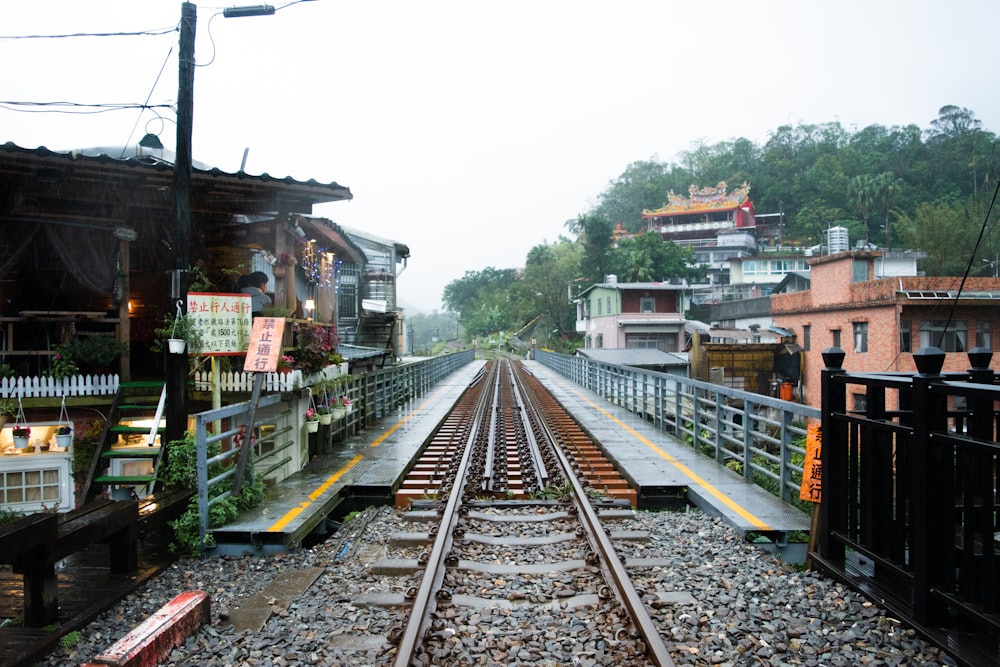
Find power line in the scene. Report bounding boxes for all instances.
[0,101,174,116]
[0,27,177,40]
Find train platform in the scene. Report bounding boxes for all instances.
[523,360,812,540]
[210,360,489,554]
[212,357,809,555]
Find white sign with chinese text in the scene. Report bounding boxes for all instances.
[186,292,252,355]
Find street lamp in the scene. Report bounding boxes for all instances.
[165,2,280,445]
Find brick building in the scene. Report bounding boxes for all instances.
[771,250,1000,409]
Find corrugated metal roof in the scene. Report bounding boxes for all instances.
[574,349,689,367]
[0,141,353,204]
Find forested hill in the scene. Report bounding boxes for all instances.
[440,105,997,347]
[592,105,995,258]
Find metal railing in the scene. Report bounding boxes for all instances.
[192,350,477,550]
[534,350,820,505]
[814,346,1000,665]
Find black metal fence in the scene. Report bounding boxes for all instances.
[816,346,1000,667]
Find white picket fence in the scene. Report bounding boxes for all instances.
[0,362,349,399]
[192,363,348,393]
[0,374,120,398]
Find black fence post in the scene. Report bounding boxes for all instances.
[819,347,846,563]
[910,346,947,624]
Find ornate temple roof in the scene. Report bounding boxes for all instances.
[642,181,751,218]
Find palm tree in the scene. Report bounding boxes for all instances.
[874,172,903,249]
[849,174,874,241]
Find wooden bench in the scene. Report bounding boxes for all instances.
[3,499,139,626]
[137,488,196,551]
[0,512,58,564]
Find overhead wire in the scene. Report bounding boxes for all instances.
[0,27,177,40]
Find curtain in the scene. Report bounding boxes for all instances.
[43,223,117,296]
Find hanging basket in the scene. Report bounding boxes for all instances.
[13,435,29,450]
[318,412,332,425]
[305,420,319,433]
[168,338,187,354]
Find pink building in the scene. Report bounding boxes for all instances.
[576,278,688,352]
[772,250,1000,409]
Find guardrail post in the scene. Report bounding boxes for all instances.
[819,347,846,562]
[910,346,947,624]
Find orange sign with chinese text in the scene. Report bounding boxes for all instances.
[245,317,286,373]
[799,422,822,503]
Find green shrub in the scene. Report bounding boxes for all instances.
[161,432,266,556]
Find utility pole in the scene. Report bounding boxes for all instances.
[165,2,196,447]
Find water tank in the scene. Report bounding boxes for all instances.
[362,269,395,310]
[826,226,849,254]
[605,274,618,284]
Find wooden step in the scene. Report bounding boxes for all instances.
[119,403,162,410]
[94,474,156,485]
[101,448,159,459]
[111,425,165,435]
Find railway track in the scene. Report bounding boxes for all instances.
[386,359,675,667]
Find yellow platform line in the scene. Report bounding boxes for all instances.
[563,384,773,532]
[266,379,462,532]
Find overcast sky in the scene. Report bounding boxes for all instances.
[3,0,998,313]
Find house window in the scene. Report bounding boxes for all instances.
[802,325,811,351]
[920,320,967,352]
[597,298,602,316]
[596,334,603,349]
[976,321,992,349]
[853,322,868,353]
[852,259,868,283]
[900,320,912,353]
[853,393,867,413]
[627,335,659,349]
[831,329,841,348]
[640,298,655,313]
[606,296,612,314]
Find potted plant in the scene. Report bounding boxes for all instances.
[303,407,319,433]
[261,306,294,319]
[153,312,205,356]
[293,322,340,375]
[63,334,128,374]
[12,425,30,449]
[316,404,333,425]
[55,425,73,449]
[0,398,13,430]
[277,355,295,374]
[48,344,81,379]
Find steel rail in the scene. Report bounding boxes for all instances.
[391,363,497,667]
[506,361,550,491]
[512,362,677,667]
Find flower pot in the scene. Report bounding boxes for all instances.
[56,434,73,449]
[318,413,332,425]
[305,420,319,433]
[332,407,347,420]
[272,265,287,278]
[13,436,29,450]
[168,338,186,354]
